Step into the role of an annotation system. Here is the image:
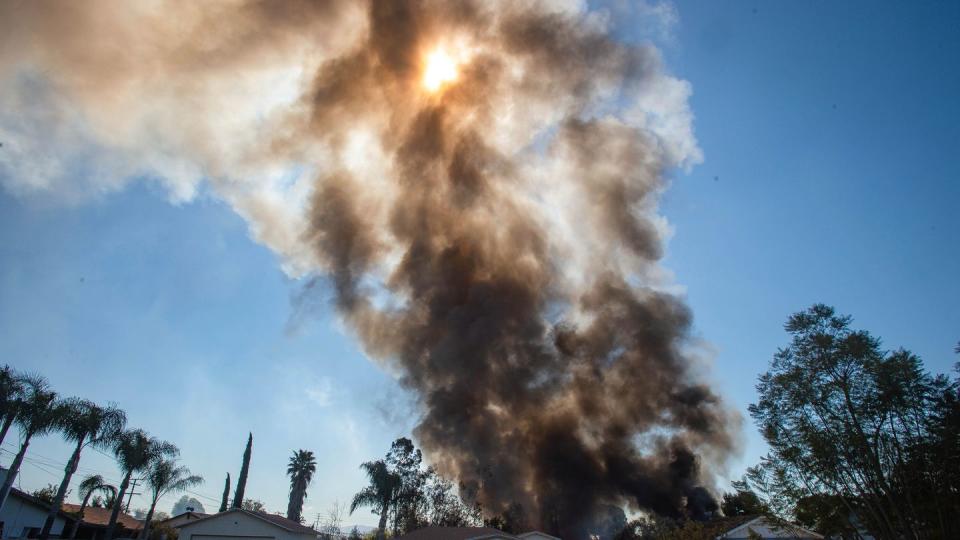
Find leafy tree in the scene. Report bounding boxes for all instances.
[385,438,428,535]
[31,484,60,505]
[500,502,527,534]
[40,399,126,540]
[286,449,317,523]
[68,475,117,539]
[0,375,62,510]
[484,503,528,534]
[145,518,178,540]
[423,473,479,527]
[348,527,362,540]
[744,304,957,539]
[242,499,266,512]
[140,459,203,539]
[352,438,482,537]
[350,460,400,540]
[232,433,252,509]
[793,494,861,539]
[720,483,767,517]
[106,429,179,540]
[587,505,628,540]
[218,473,230,512]
[897,359,960,537]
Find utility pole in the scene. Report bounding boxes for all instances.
[123,477,141,514]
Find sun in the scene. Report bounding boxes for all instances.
[422,48,459,92]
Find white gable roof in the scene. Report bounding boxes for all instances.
[718,516,823,539]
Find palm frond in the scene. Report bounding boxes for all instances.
[350,487,380,515]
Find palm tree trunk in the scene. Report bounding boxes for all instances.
[105,471,132,540]
[68,490,95,540]
[139,496,159,540]
[376,500,389,540]
[39,437,85,540]
[0,414,14,447]
[287,482,304,523]
[0,430,33,510]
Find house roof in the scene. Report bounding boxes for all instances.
[252,510,320,535]
[9,488,59,512]
[717,516,824,539]
[61,503,143,530]
[161,511,209,524]
[396,526,517,540]
[177,508,318,536]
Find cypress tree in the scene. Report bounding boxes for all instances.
[219,472,230,512]
[232,433,252,508]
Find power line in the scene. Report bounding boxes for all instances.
[123,477,140,513]
[1,443,224,509]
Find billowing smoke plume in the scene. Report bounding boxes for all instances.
[1,0,736,535]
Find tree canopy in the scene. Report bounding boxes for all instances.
[744,304,960,539]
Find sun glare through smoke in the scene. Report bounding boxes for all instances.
[422,47,458,92]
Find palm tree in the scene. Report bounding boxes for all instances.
[285,450,317,523]
[0,375,63,510]
[39,399,126,540]
[349,460,400,540]
[140,459,203,539]
[0,366,25,445]
[68,475,117,539]
[105,429,179,540]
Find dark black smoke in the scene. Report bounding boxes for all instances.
[1,1,736,535]
[299,2,736,536]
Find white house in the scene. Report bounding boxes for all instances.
[0,489,69,540]
[176,509,318,540]
[716,516,823,540]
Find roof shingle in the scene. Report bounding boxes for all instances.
[61,503,143,530]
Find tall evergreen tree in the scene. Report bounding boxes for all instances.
[286,450,317,523]
[232,433,252,509]
[219,473,231,512]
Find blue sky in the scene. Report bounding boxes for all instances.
[1,0,958,526]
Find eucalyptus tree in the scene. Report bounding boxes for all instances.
[350,460,400,540]
[139,459,203,539]
[106,429,179,540]
[68,475,117,539]
[39,399,126,540]
[0,375,62,510]
[286,450,317,523]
